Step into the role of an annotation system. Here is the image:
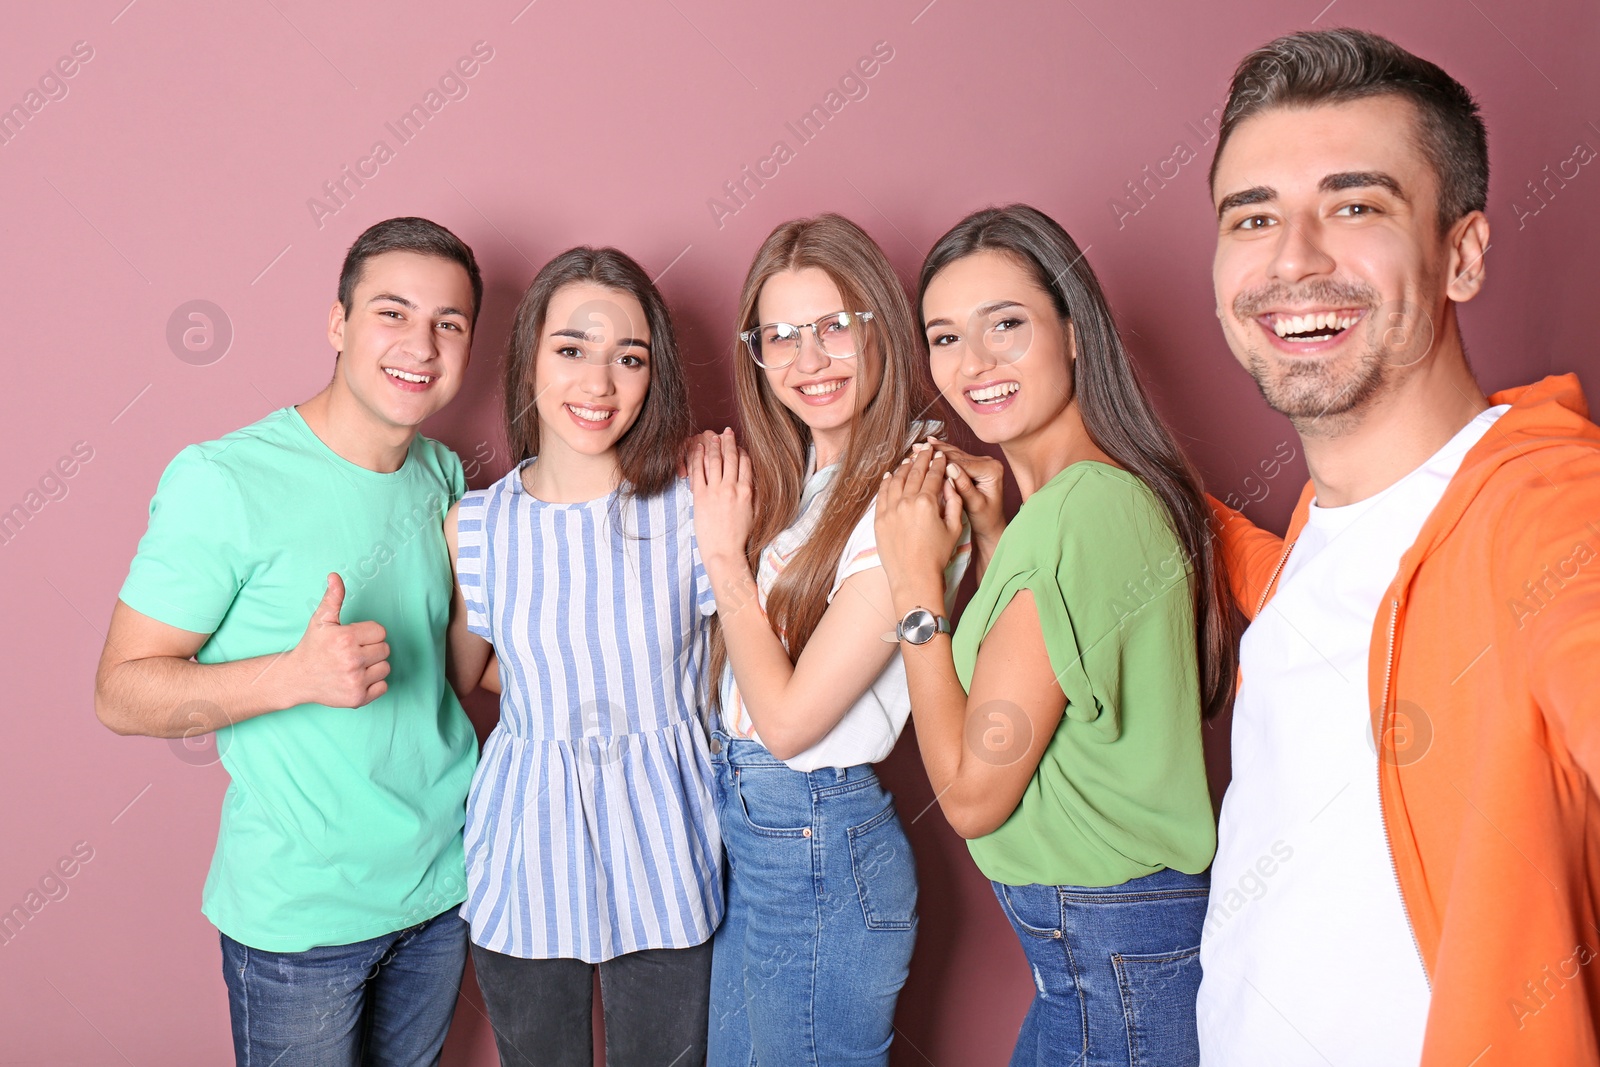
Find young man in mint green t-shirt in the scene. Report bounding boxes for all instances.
[95,217,482,1065]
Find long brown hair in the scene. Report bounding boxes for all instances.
[502,246,691,500]
[709,215,933,708]
[919,205,1240,720]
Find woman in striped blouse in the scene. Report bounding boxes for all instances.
[443,247,721,1066]
[689,214,970,1066]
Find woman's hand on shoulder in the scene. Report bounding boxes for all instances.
[928,437,1006,579]
[875,443,963,591]
[688,428,754,570]
[929,438,1005,547]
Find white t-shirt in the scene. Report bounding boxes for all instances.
[718,446,971,772]
[1198,405,1508,1067]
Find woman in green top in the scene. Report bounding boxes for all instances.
[874,204,1238,1067]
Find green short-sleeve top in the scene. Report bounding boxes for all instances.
[953,462,1216,888]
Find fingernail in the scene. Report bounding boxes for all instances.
[934,451,944,460]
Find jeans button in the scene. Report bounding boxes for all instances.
[802,828,812,838]
[710,737,723,754]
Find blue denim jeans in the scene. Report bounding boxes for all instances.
[994,868,1209,1067]
[219,908,468,1066]
[707,732,917,1067]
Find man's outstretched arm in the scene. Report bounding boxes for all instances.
[1208,494,1289,621]
[95,574,390,738]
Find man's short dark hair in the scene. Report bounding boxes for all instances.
[1209,28,1488,232]
[337,217,483,325]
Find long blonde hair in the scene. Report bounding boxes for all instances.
[709,214,933,709]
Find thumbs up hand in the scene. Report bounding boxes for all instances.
[286,574,391,708]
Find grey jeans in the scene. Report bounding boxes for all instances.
[470,938,712,1067]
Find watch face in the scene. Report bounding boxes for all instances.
[901,608,937,644]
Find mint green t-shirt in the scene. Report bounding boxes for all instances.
[119,407,477,951]
[953,462,1216,888]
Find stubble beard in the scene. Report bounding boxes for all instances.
[1230,278,1391,439]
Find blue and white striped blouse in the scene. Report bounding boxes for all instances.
[455,463,722,962]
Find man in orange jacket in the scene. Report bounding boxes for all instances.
[1196,28,1600,1067]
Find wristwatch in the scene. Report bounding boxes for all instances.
[896,606,951,645]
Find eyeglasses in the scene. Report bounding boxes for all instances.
[739,310,874,369]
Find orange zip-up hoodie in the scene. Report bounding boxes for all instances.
[1212,374,1600,1066]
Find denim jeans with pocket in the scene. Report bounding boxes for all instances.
[707,731,917,1067]
[219,907,467,1067]
[994,867,1209,1067]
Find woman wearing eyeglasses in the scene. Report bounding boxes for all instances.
[687,214,969,1067]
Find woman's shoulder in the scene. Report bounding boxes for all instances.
[663,473,694,503]
[611,476,700,553]
[460,464,525,510]
[640,474,696,520]
[1000,462,1172,568]
[1025,462,1164,526]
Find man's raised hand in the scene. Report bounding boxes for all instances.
[287,574,391,708]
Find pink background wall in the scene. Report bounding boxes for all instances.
[3,0,1596,1062]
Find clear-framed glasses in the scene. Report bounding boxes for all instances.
[739,310,874,370]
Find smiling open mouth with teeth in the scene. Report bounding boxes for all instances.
[384,367,435,384]
[797,380,846,396]
[1266,310,1364,342]
[566,404,616,422]
[966,381,1019,404]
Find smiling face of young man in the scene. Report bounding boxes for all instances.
[327,249,476,435]
[1211,94,1488,437]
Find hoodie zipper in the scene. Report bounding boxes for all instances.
[1376,595,1431,989]
[1253,540,1296,619]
